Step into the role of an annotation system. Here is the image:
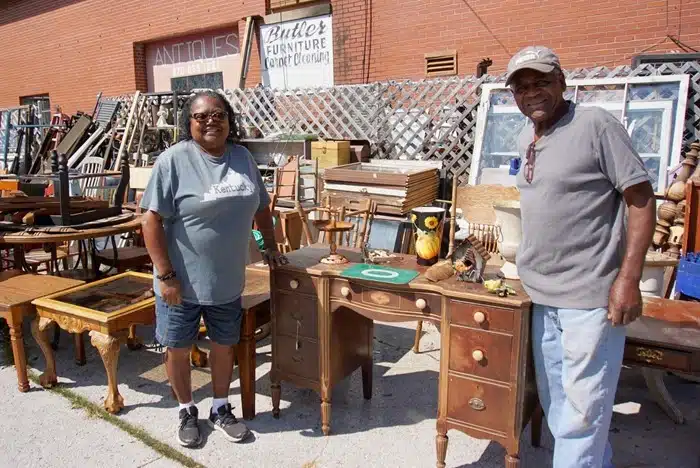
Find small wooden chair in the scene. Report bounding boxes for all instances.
[296,197,377,249]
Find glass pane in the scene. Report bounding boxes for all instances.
[642,157,661,191]
[627,109,663,154]
[480,112,527,172]
[575,84,625,105]
[53,276,153,313]
[489,89,516,106]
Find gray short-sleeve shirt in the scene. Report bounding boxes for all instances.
[516,102,651,309]
[140,140,270,305]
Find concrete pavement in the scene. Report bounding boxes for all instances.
[1,320,699,468]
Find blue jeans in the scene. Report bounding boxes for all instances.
[155,296,243,348]
[532,304,626,468]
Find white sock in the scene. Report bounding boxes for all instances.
[178,401,195,411]
[212,397,229,414]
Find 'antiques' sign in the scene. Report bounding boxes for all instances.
[259,14,334,90]
[146,28,241,92]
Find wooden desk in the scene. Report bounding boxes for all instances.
[256,246,535,468]
[0,271,83,392]
[31,272,155,413]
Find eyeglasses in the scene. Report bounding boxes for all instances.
[525,141,536,184]
[191,111,228,123]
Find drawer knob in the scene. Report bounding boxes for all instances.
[415,298,427,310]
[472,349,485,362]
[289,279,299,289]
[340,286,350,298]
[473,311,486,323]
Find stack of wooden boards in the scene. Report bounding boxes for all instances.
[322,162,439,215]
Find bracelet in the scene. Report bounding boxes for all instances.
[156,270,177,281]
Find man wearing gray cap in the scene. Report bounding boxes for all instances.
[506,46,656,467]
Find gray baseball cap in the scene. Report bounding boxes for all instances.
[505,46,561,85]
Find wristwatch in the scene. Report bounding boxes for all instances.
[156,270,177,281]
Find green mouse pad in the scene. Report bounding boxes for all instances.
[340,263,420,285]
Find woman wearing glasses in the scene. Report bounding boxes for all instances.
[140,90,287,448]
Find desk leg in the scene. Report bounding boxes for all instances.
[321,392,331,436]
[89,331,124,414]
[642,367,684,424]
[239,308,256,421]
[505,454,520,468]
[435,432,448,468]
[30,317,58,389]
[8,316,29,392]
[271,374,281,419]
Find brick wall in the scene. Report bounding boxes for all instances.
[2,0,699,112]
[332,0,700,84]
[0,0,265,113]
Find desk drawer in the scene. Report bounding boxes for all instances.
[449,324,513,383]
[275,270,316,295]
[447,375,509,435]
[624,342,692,373]
[275,292,317,339]
[449,300,514,334]
[275,334,319,382]
[330,279,440,315]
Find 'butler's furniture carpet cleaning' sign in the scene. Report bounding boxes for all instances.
[260,14,334,90]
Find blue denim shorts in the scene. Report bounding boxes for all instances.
[155,296,243,348]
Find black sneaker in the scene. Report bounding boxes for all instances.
[208,403,251,442]
[177,406,202,448]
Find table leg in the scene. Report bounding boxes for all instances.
[30,317,58,388]
[642,367,684,424]
[8,316,29,392]
[531,402,544,448]
[239,308,256,421]
[505,454,520,468]
[413,320,423,353]
[321,388,331,436]
[361,359,373,400]
[271,370,281,419]
[74,332,86,366]
[435,432,448,468]
[190,344,208,368]
[89,331,124,414]
[126,324,143,351]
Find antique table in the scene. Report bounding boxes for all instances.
[0,271,83,391]
[0,216,142,274]
[251,246,536,468]
[31,271,155,413]
[191,267,271,420]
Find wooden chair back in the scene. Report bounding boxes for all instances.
[296,197,377,249]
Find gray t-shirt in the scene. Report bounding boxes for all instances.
[140,140,270,305]
[516,102,651,309]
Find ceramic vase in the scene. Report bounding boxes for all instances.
[493,200,522,280]
[411,206,446,266]
[639,265,666,298]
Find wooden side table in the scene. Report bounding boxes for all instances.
[190,268,271,420]
[31,271,155,413]
[0,271,83,392]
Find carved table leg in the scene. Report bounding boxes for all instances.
[321,396,331,436]
[126,325,143,351]
[74,332,86,366]
[271,372,281,419]
[30,317,58,388]
[89,331,124,414]
[190,344,208,368]
[8,317,30,392]
[505,454,520,468]
[435,432,448,468]
[239,308,256,420]
[642,367,684,424]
